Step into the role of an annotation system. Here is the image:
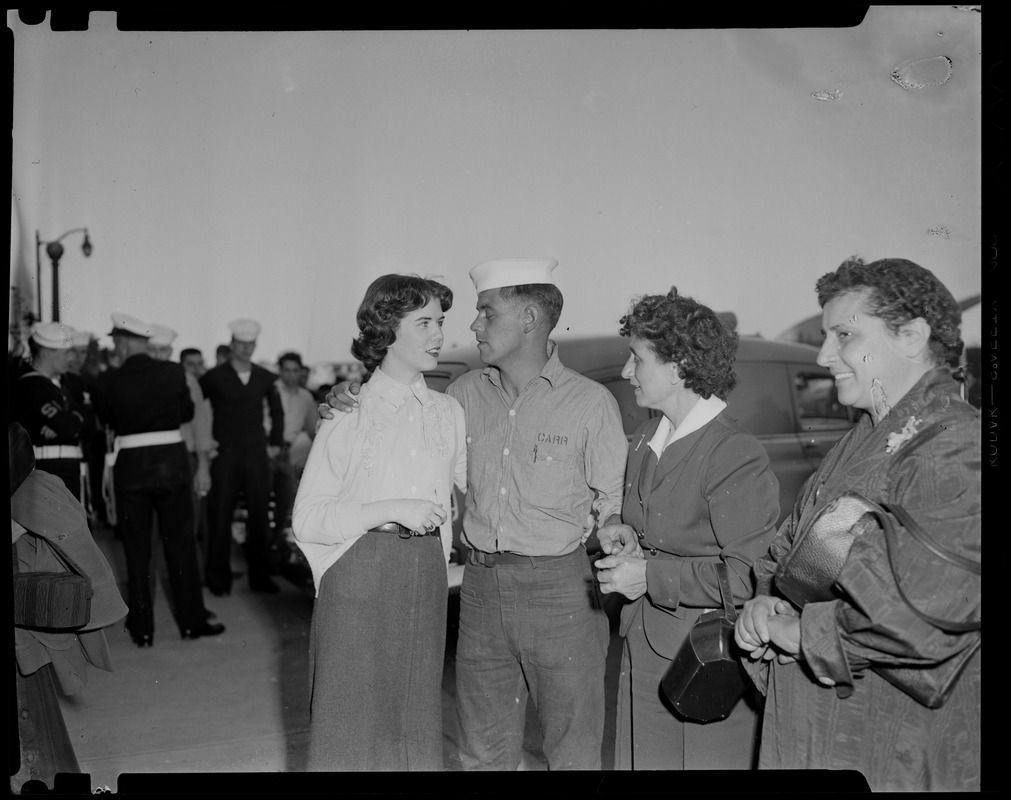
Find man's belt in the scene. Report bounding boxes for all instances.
[466,549,575,568]
[368,522,440,539]
[32,445,83,460]
[106,430,184,469]
[115,430,184,449]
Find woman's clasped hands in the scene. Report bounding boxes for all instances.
[734,595,816,672]
[594,522,647,601]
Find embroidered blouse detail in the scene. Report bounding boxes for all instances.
[359,404,386,477]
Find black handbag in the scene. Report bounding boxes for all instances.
[660,562,748,723]
[12,540,94,631]
[774,493,981,709]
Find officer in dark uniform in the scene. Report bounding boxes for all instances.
[12,322,86,499]
[94,312,224,647]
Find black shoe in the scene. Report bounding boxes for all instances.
[208,587,231,597]
[131,633,154,648]
[181,621,226,640]
[250,578,281,594]
[204,607,218,621]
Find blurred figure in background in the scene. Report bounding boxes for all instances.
[200,319,285,596]
[12,322,86,500]
[215,344,231,368]
[63,327,103,523]
[178,346,215,573]
[268,351,317,544]
[180,347,207,379]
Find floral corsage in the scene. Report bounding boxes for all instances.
[885,415,922,454]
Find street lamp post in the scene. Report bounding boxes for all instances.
[35,228,93,322]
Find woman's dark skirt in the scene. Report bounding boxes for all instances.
[306,532,448,771]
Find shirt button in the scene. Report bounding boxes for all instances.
[636,531,645,539]
[411,486,418,494]
[509,409,516,416]
[500,487,507,495]
[649,548,658,556]
[545,456,553,462]
[503,448,509,455]
[410,449,417,456]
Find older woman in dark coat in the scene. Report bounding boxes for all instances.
[595,287,780,770]
[735,257,981,791]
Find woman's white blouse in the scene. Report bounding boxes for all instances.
[292,368,467,595]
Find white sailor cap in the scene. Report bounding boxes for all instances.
[148,324,178,347]
[69,328,92,348]
[469,258,558,293]
[228,318,261,342]
[31,322,75,350]
[109,312,152,339]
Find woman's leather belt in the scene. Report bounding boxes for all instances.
[368,522,440,539]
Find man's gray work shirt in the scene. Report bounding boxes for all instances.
[447,342,627,556]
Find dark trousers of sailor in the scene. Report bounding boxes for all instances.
[114,443,206,638]
[206,445,273,593]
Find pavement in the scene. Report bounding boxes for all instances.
[53,523,623,792]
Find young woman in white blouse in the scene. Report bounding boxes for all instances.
[293,274,466,771]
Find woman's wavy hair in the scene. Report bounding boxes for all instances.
[618,286,739,400]
[351,274,453,376]
[815,257,963,369]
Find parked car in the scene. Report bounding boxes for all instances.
[424,333,857,566]
[280,333,856,592]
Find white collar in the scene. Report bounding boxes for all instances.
[648,395,727,457]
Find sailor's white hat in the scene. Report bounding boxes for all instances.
[469,258,558,294]
[228,318,262,343]
[109,312,152,339]
[31,322,75,350]
[148,324,178,347]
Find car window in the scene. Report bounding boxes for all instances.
[599,377,653,437]
[791,369,857,432]
[727,362,796,437]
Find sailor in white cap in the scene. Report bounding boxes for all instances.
[147,323,178,361]
[12,321,88,498]
[199,319,285,594]
[320,258,628,770]
[94,313,224,645]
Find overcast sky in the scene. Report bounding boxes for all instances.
[10,8,983,367]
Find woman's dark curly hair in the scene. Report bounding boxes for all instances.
[618,286,739,400]
[351,274,453,376]
[815,257,963,368]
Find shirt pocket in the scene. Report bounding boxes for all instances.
[519,444,578,511]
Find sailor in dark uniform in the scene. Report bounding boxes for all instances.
[93,312,224,647]
[199,318,285,596]
[12,322,86,499]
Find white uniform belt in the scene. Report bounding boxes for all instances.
[33,445,83,460]
[115,430,183,449]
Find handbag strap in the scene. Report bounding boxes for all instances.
[866,502,980,634]
[715,561,737,624]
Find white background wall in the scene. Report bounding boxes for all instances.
[10,8,983,367]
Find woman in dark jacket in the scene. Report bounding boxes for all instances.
[595,287,780,770]
[735,257,980,791]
